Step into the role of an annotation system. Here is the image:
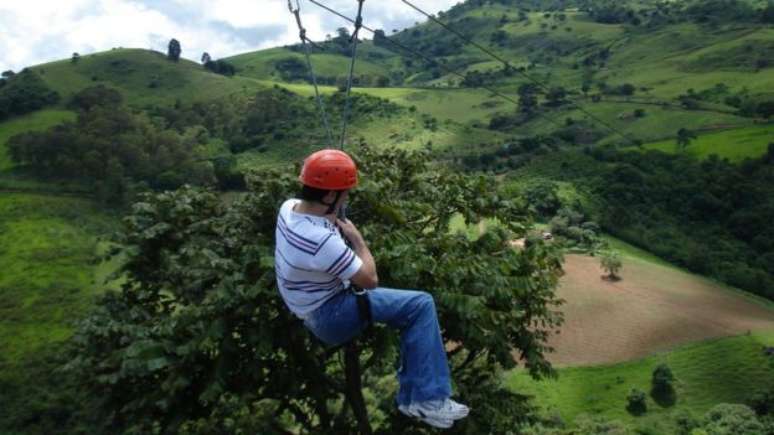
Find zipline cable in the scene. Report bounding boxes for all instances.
[288,0,336,148]
[306,0,565,130]
[339,0,366,150]
[400,0,640,145]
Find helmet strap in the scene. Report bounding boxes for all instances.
[320,190,343,216]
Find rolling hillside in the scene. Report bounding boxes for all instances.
[31,48,267,108]
[1,0,773,433]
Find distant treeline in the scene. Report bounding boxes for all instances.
[8,86,216,203]
[445,0,774,26]
[526,145,774,300]
[7,84,406,203]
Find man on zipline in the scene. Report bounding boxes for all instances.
[274,149,469,429]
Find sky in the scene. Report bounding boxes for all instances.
[0,0,461,72]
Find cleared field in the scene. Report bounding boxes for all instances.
[547,254,774,367]
[227,46,392,81]
[0,110,76,171]
[636,124,774,162]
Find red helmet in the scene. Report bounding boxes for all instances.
[299,149,358,190]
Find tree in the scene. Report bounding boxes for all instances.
[0,69,60,121]
[626,388,647,415]
[763,3,774,23]
[168,38,182,62]
[68,85,123,111]
[702,404,764,434]
[601,251,622,280]
[619,83,636,96]
[201,52,211,64]
[518,83,538,114]
[676,128,697,152]
[757,101,774,119]
[651,363,677,406]
[546,87,567,107]
[65,147,565,434]
[372,29,388,47]
[71,52,80,64]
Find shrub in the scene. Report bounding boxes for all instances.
[627,388,647,415]
[702,404,764,434]
[601,251,623,280]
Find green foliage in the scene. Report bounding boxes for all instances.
[565,148,774,301]
[626,389,647,415]
[0,193,116,434]
[701,404,764,434]
[651,364,675,392]
[677,128,697,151]
[203,59,236,77]
[747,386,774,417]
[600,251,623,279]
[549,207,606,254]
[67,84,123,111]
[7,102,215,204]
[651,363,677,407]
[66,147,564,433]
[167,38,182,62]
[0,69,60,121]
[0,109,76,171]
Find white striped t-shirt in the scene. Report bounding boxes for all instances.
[274,199,363,318]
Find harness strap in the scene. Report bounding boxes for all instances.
[352,286,373,326]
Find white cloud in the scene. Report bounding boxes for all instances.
[0,0,461,72]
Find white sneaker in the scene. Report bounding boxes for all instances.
[399,404,454,429]
[400,398,470,426]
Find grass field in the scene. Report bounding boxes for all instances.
[0,193,116,365]
[227,45,394,81]
[634,124,774,162]
[0,110,76,171]
[507,330,774,431]
[0,192,119,432]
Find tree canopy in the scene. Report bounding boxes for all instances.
[65,147,564,434]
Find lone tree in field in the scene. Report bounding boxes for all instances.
[167,38,182,62]
[200,52,211,65]
[676,128,697,152]
[66,147,564,434]
[71,52,80,64]
[626,388,647,415]
[651,363,676,406]
[601,250,623,280]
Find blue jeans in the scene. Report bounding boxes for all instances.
[303,287,452,406]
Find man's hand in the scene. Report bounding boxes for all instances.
[336,218,365,246]
[336,218,378,289]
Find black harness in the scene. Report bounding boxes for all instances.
[351,285,372,327]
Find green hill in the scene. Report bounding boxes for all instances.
[1,0,774,433]
[31,48,267,107]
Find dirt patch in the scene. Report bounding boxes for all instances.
[544,255,774,367]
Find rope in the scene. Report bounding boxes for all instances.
[339,0,365,150]
[400,0,640,146]
[288,0,335,148]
